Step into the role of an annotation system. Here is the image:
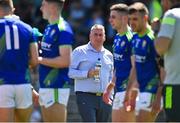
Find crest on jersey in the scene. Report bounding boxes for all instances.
[121,41,125,47]
[115,39,119,46]
[142,40,147,48]
[50,29,56,37]
[45,28,50,35]
[114,39,117,44]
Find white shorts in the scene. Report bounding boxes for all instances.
[0,84,32,108]
[112,91,126,110]
[136,92,163,112]
[39,88,70,108]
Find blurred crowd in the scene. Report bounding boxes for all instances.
[13,0,162,50]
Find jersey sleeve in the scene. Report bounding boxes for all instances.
[31,27,42,43]
[158,10,176,39]
[58,31,74,46]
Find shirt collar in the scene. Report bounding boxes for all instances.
[3,15,20,20]
[87,42,105,52]
[49,16,63,25]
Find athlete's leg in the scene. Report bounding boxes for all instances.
[137,109,157,122]
[0,85,15,122]
[39,88,69,122]
[41,103,67,122]
[112,91,136,122]
[136,92,158,122]
[0,108,14,122]
[14,84,33,122]
[14,105,33,122]
[112,107,136,122]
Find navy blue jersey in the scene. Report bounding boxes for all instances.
[132,27,159,93]
[0,16,37,85]
[113,28,133,92]
[39,17,73,88]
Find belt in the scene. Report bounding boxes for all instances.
[76,91,103,96]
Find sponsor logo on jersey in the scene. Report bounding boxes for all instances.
[41,42,52,51]
[135,54,146,63]
[114,53,124,61]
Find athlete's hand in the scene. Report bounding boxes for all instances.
[123,89,137,112]
[151,100,161,115]
[151,86,163,114]
[103,82,115,105]
[32,89,39,107]
[103,90,112,105]
[151,95,162,114]
[123,90,130,106]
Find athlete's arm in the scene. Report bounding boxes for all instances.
[124,56,138,110]
[38,45,72,68]
[29,43,38,68]
[126,56,137,91]
[151,81,163,114]
[103,71,116,105]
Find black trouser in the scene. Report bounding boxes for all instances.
[162,84,180,122]
[76,91,112,122]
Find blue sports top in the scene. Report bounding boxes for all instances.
[39,17,73,88]
[113,28,133,92]
[132,26,159,93]
[0,16,38,85]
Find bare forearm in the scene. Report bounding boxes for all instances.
[127,67,137,91]
[38,56,70,68]
[29,43,39,68]
[107,82,115,92]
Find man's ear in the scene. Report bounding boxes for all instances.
[144,15,149,22]
[123,15,128,22]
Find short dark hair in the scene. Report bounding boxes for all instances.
[45,0,64,8]
[110,3,128,14]
[128,2,149,16]
[45,0,65,3]
[0,0,13,9]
